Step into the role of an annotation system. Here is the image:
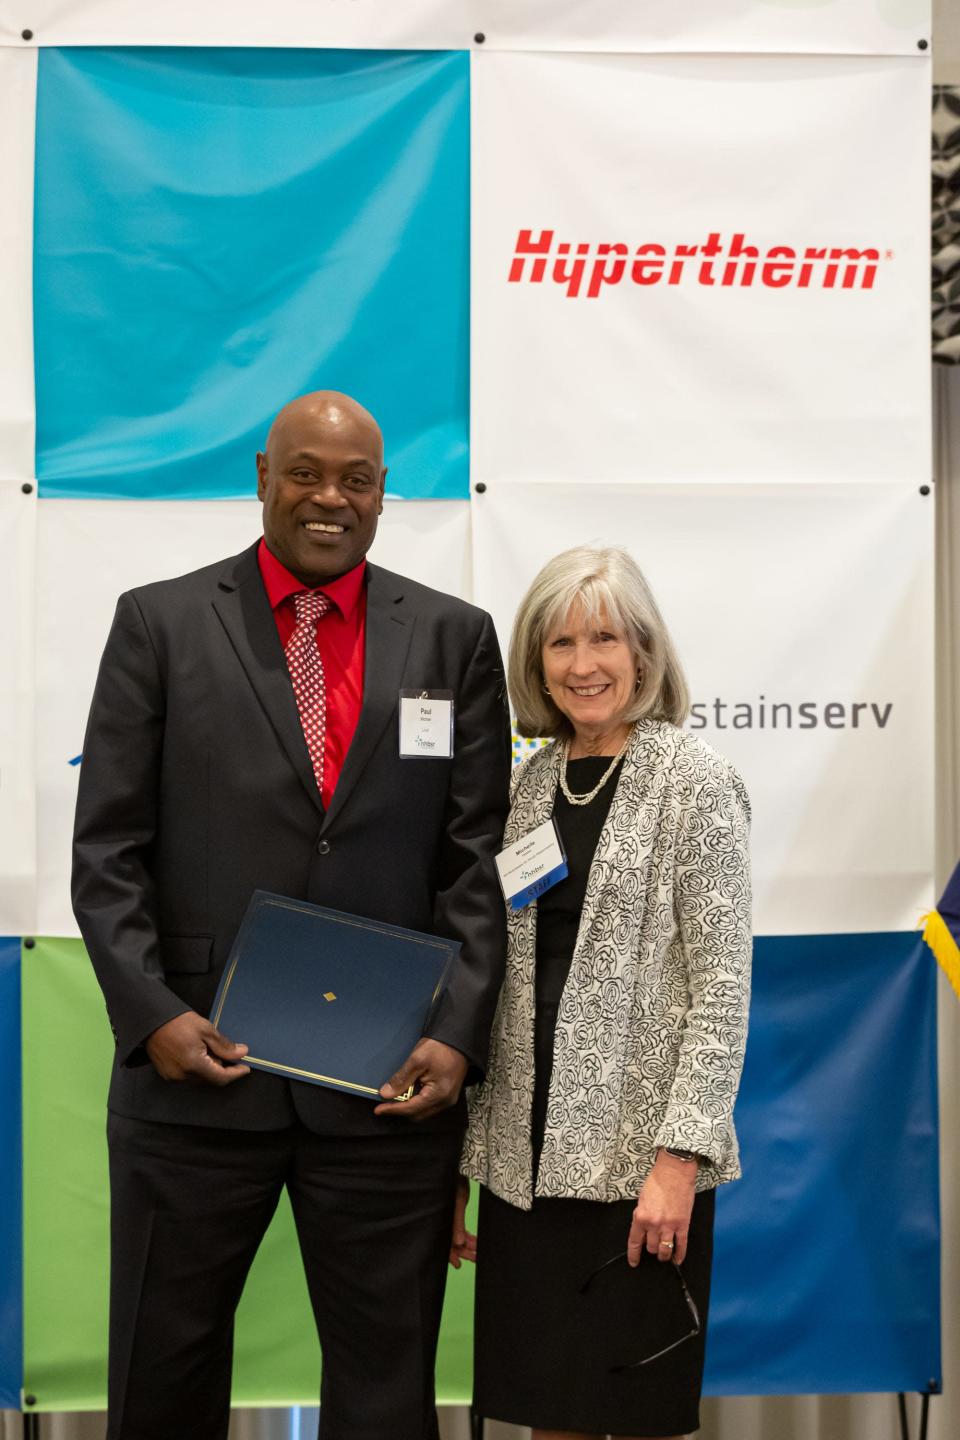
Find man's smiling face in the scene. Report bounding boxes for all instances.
[256,392,387,585]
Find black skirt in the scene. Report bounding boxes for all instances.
[474,1184,715,1437]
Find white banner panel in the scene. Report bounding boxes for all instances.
[0,482,36,934]
[0,46,36,483]
[472,53,931,488]
[472,481,934,937]
[478,0,931,56]
[36,498,470,936]
[0,0,930,54]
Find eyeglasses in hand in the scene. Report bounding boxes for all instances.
[579,1250,701,1372]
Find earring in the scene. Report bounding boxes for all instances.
[542,683,551,695]
[635,672,643,691]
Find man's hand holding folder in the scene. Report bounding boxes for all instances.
[146,1011,251,1086]
[375,1037,469,1120]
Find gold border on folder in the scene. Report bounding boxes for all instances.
[243,1055,380,1095]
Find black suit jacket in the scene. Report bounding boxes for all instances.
[72,543,511,1135]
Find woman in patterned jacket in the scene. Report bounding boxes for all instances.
[454,545,752,1440]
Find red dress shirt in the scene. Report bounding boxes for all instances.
[257,539,366,809]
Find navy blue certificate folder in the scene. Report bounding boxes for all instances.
[210,891,459,1099]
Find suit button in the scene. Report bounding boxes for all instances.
[317,839,331,856]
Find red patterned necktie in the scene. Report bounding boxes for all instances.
[286,589,332,796]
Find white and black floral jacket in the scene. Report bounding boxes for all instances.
[461,719,752,1210]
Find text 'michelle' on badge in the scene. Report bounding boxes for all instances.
[495,819,568,911]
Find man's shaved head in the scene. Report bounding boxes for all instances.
[256,390,387,586]
[264,391,384,466]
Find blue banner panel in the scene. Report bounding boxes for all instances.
[34,47,469,500]
[706,932,940,1395]
[0,938,22,1407]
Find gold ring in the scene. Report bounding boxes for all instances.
[658,1238,675,1249]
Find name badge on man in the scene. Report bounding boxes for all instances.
[398,690,455,759]
[495,819,568,910]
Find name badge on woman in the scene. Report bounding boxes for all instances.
[495,819,568,910]
[398,690,454,758]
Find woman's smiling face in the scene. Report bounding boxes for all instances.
[541,602,637,744]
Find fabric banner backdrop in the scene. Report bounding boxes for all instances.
[0,485,36,938]
[471,50,931,489]
[19,931,939,1406]
[33,46,470,501]
[34,498,471,937]
[471,481,934,938]
[0,0,932,55]
[0,938,22,1409]
[0,45,36,483]
[0,1,939,1414]
[20,937,474,1410]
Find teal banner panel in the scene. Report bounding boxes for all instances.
[34,47,469,500]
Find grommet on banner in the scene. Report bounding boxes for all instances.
[920,484,931,496]
[474,482,487,493]
[21,28,33,40]
[24,938,36,950]
[917,39,928,50]
[474,33,486,44]
[21,482,34,494]
[23,1393,37,1406]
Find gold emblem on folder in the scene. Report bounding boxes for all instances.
[323,991,337,1002]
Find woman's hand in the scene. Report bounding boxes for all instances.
[449,1175,477,1269]
[627,1150,698,1265]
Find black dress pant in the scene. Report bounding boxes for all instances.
[107,1113,462,1440]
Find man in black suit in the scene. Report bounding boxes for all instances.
[72,391,511,1440]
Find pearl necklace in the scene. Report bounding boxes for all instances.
[558,729,632,807]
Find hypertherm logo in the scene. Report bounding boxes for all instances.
[508,229,889,299]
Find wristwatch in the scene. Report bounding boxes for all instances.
[664,1147,700,1163]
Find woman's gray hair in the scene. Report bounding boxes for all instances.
[508,546,690,738]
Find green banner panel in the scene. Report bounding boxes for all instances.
[22,938,474,1411]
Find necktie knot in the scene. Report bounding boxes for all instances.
[292,589,332,626]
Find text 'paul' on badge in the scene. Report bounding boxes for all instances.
[398,689,455,760]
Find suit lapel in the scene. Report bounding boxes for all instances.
[212,544,325,815]
[321,563,414,831]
